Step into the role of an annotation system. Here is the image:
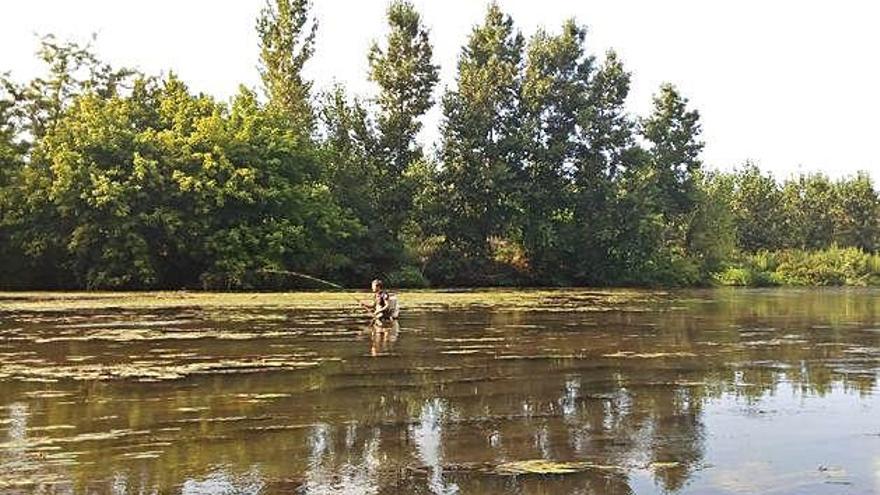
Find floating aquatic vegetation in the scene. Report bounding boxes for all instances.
[59,319,193,329]
[0,355,333,382]
[119,451,164,459]
[244,423,315,432]
[235,393,291,400]
[170,415,251,424]
[842,346,879,355]
[495,354,579,360]
[739,339,808,347]
[175,407,210,413]
[22,390,72,399]
[0,428,151,450]
[441,344,502,351]
[27,425,77,433]
[65,355,94,362]
[33,328,294,343]
[494,459,624,475]
[0,289,666,313]
[603,351,697,358]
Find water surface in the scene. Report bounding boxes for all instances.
[1,289,879,494]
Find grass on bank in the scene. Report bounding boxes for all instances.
[715,247,880,287]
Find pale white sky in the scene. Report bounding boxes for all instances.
[2,0,878,178]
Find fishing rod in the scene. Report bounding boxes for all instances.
[258,268,345,289]
[258,269,375,317]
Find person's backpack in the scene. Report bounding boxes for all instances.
[387,293,400,319]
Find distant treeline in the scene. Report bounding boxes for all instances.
[1,1,878,290]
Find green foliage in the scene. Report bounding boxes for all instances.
[437,3,525,269]
[1,41,355,289]
[368,0,439,176]
[257,0,317,135]
[318,2,439,284]
[520,20,590,278]
[640,84,703,218]
[386,265,429,288]
[727,165,880,255]
[713,266,780,287]
[612,84,706,286]
[717,248,880,287]
[729,163,787,251]
[833,172,879,252]
[686,172,737,277]
[771,248,880,286]
[1,35,136,144]
[2,5,879,290]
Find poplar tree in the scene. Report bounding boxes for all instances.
[574,50,637,281]
[833,173,879,252]
[641,83,704,219]
[439,3,525,263]
[520,20,592,278]
[257,0,317,135]
[0,94,23,285]
[368,0,439,238]
[628,84,706,282]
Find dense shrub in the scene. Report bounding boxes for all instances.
[715,247,880,287]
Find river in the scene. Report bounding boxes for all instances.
[0,289,878,494]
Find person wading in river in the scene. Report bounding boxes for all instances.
[360,279,397,322]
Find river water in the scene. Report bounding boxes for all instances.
[0,289,878,494]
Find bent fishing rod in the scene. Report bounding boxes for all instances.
[258,269,376,317]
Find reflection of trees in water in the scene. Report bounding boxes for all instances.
[180,467,265,494]
[301,422,382,495]
[2,290,878,493]
[1,402,32,478]
[0,402,78,492]
[411,398,459,494]
[390,293,877,492]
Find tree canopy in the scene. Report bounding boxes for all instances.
[1,3,877,289]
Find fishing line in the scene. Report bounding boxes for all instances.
[258,269,374,316]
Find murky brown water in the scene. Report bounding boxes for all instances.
[1,289,879,494]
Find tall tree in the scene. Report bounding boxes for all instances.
[519,20,592,279]
[799,174,837,250]
[687,171,737,277]
[318,86,389,281]
[369,0,439,176]
[438,2,525,271]
[573,50,638,282]
[627,84,706,283]
[833,173,879,252]
[0,38,135,288]
[257,0,317,135]
[368,0,439,241]
[0,88,25,287]
[640,83,704,219]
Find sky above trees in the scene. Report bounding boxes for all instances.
[3,0,879,178]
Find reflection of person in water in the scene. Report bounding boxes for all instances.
[368,320,399,357]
